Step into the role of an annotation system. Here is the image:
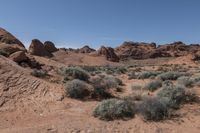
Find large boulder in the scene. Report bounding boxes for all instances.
[44,41,58,53]
[97,46,119,62]
[28,39,52,57]
[9,51,28,63]
[0,27,25,47]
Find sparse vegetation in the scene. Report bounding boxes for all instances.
[31,69,48,78]
[93,98,135,120]
[64,79,90,99]
[158,71,187,81]
[139,97,170,121]
[157,84,187,109]
[62,67,90,82]
[144,80,162,92]
[137,71,161,79]
[177,76,194,87]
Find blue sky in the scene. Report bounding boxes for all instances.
[0,0,200,48]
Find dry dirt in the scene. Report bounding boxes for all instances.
[0,53,200,133]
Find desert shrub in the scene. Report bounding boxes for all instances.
[157,84,187,109]
[158,71,186,81]
[177,76,194,87]
[139,97,170,121]
[93,98,135,120]
[31,69,47,78]
[128,71,138,79]
[90,75,122,99]
[131,84,143,91]
[137,71,161,79]
[62,67,90,82]
[0,49,9,57]
[64,79,90,99]
[144,80,162,92]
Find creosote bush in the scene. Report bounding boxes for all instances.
[62,67,90,82]
[64,79,90,99]
[93,98,135,120]
[31,69,47,78]
[144,80,162,92]
[139,97,170,121]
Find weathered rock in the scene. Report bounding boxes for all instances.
[0,27,25,47]
[44,41,58,53]
[191,51,200,61]
[0,43,26,55]
[9,51,28,63]
[28,39,52,57]
[79,45,96,53]
[115,41,157,59]
[98,46,119,62]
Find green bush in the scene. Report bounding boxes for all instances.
[139,97,170,121]
[31,69,47,78]
[62,67,90,82]
[137,71,161,79]
[128,71,138,79]
[158,71,186,81]
[93,98,135,120]
[64,79,90,99]
[144,80,162,92]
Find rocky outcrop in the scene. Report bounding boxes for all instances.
[97,46,119,62]
[115,41,200,60]
[9,51,28,63]
[115,41,157,59]
[79,45,96,53]
[28,39,52,57]
[44,41,58,53]
[0,27,25,47]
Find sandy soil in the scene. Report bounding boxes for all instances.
[0,54,200,133]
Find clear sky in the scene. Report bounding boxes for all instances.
[0,0,200,48]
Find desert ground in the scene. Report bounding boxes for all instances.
[1,28,200,133]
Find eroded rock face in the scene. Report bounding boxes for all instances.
[0,27,25,47]
[98,46,119,62]
[79,45,96,53]
[28,39,52,57]
[9,51,28,63]
[44,41,58,53]
[0,43,26,55]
